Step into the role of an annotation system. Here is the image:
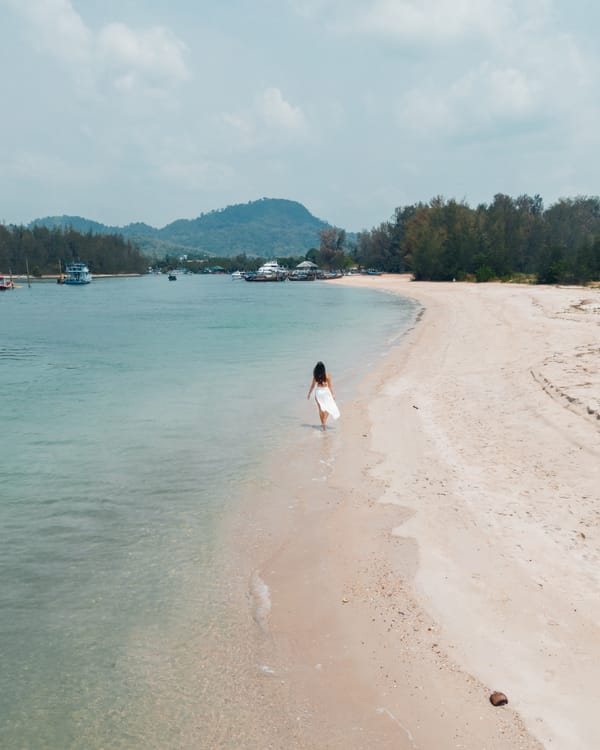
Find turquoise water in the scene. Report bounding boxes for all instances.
[0,275,417,748]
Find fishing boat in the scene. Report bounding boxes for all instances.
[0,276,15,291]
[288,270,316,281]
[64,262,92,285]
[362,268,383,276]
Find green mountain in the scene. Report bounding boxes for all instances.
[30,198,331,258]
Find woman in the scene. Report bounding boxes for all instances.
[307,361,340,430]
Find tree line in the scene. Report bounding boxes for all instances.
[156,193,600,285]
[348,194,600,283]
[5,193,600,283]
[0,224,148,276]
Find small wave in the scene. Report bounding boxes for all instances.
[249,571,271,630]
[0,346,38,362]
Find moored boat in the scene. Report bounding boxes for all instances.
[64,262,92,285]
[288,270,316,281]
[0,276,15,291]
[244,259,288,281]
[244,272,287,282]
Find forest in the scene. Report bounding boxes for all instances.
[349,194,600,284]
[0,224,148,276]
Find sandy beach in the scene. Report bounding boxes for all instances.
[239,276,600,749]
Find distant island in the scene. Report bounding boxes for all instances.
[29,198,332,259]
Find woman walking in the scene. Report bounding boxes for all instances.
[307,361,340,430]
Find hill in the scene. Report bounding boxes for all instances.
[30,198,331,258]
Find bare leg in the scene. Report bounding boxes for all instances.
[317,405,326,430]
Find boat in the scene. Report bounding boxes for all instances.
[0,276,15,291]
[64,262,92,285]
[231,270,245,280]
[244,271,287,282]
[244,260,288,282]
[168,273,177,281]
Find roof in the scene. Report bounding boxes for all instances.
[297,260,317,268]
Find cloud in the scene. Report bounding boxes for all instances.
[341,0,513,43]
[290,0,513,42]
[4,0,92,64]
[396,62,537,139]
[257,88,307,132]
[4,0,190,95]
[222,87,308,146]
[221,113,257,147]
[97,23,189,92]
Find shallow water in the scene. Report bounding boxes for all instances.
[0,275,418,748]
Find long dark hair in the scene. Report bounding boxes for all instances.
[313,361,326,385]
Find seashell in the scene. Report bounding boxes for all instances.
[490,691,508,706]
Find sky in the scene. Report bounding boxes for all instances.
[1,0,599,232]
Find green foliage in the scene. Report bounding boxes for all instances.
[0,224,147,276]
[30,198,332,259]
[355,194,600,283]
[317,226,348,269]
[22,193,600,283]
[475,265,495,283]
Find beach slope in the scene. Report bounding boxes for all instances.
[247,276,599,750]
[324,276,600,749]
[242,276,599,749]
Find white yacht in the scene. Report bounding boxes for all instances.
[244,260,288,281]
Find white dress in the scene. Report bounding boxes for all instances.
[315,385,340,420]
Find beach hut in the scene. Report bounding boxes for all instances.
[290,259,318,281]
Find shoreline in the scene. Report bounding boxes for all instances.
[235,276,600,748]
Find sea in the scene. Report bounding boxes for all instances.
[0,274,418,749]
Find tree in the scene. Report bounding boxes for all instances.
[318,227,346,269]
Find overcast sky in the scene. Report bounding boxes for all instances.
[1,0,599,232]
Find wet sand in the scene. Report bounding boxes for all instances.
[230,276,600,749]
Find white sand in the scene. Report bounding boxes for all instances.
[236,277,599,749]
[334,276,600,748]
